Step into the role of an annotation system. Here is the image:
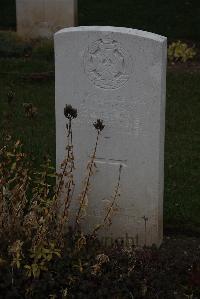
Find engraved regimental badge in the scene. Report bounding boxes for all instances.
[84,38,133,90]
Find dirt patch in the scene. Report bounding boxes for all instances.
[168,62,200,73]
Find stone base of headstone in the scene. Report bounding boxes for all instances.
[16,0,77,39]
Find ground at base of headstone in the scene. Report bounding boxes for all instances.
[66,236,200,299]
[0,235,199,299]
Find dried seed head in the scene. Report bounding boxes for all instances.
[23,103,37,118]
[93,119,105,131]
[7,89,15,104]
[64,105,77,119]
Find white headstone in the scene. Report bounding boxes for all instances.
[55,26,167,247]
[16,0,77,38]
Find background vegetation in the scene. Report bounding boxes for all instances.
[0,0,200,40]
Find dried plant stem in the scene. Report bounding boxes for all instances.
[75,130,100,226]
[57,161,75,240]
[52,117,73,215]
[61,119,74,198]
[55,118,72,198]
[62,168,75,218]
[0,187,4,228]
[92,164,122,236]
[33,114,76,247]
[103,164,122,223]
[62,120,75,214]
[9,177,28,212]
[56,117,76,240]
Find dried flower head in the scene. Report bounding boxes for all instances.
[64,105,77,119]
[7,89,15,104]
[23,103,37,118]
[91,254,110,275]
[93,119,105,131]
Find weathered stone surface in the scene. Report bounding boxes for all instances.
[16,0,77,38]
[55,26,167,247]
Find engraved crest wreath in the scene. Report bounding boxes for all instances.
[84,37,133,90]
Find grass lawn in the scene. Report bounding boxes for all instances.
[0,39,199,233]
[0,59,55,168]
[0,0,16,30]
[79,0,200,40]
[0,0,200,39]
[165,71,200,231]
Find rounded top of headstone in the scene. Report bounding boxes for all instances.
[54,26,167,43]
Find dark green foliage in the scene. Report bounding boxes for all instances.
[165,71,200,229]
[0,73,55,168]
[0,32,31,58]
[0,237,200,298]
[0,0,200,39]
[0,32,54,61]
[0,0,16,30]
[78,0,200,40]
[31,39,54,62]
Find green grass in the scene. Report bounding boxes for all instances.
[1,0,200,39]
[0,0,16,30]
[0,59,55,168]
[79,0,200,40]
[165,71,200,230]
[0,53,199,232]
